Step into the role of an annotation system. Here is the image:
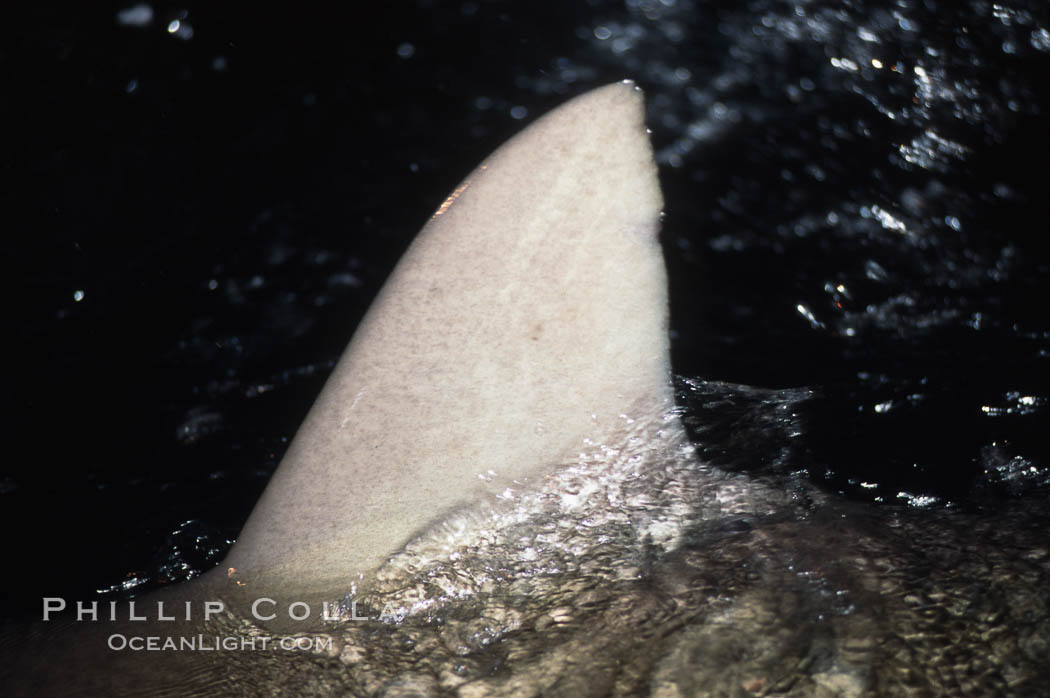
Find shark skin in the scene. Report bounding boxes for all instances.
[3,81,681,694]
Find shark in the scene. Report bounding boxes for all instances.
[4,81,1048,696]
[4,80,683,694]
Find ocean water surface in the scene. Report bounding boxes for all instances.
[3,1,1048,693]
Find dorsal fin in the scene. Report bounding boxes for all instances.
[223,82,671,602]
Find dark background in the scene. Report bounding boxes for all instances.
[3,0,1048,618]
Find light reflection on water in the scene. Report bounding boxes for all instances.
[10,0,1050,692]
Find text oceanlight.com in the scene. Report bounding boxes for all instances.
[106,634,334,652]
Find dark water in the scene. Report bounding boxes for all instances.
[3,0,1048,674]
